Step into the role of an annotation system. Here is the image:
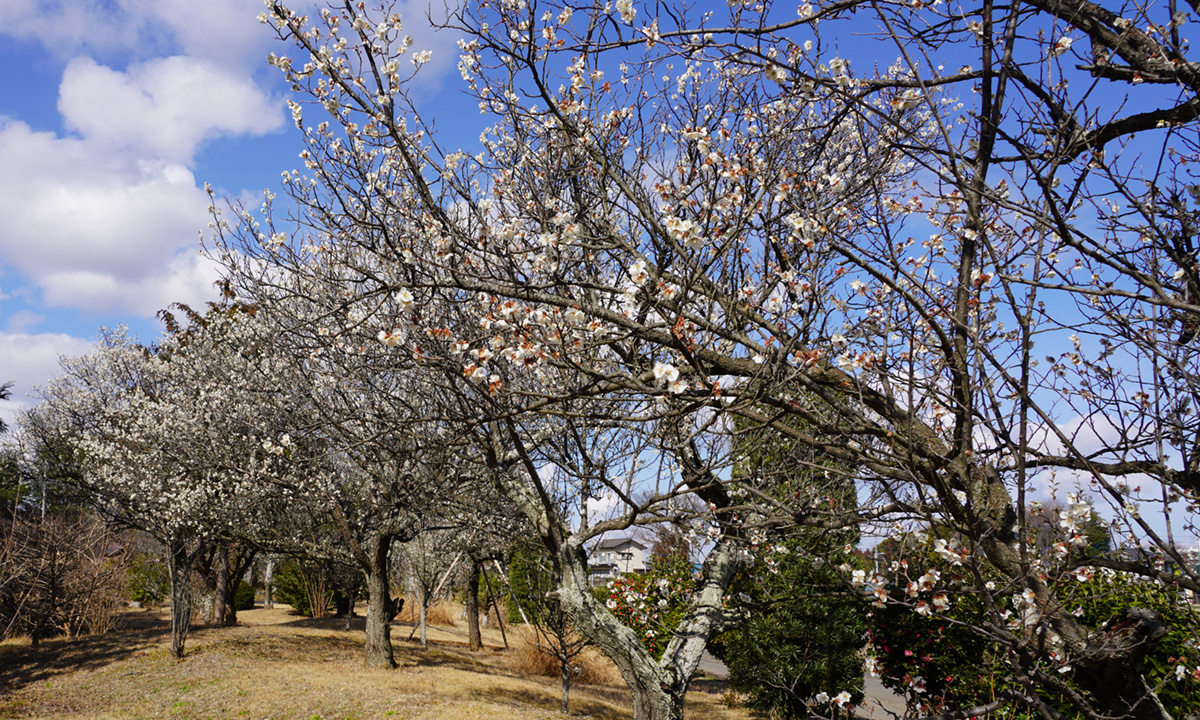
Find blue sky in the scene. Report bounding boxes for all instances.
[0,0,464,424]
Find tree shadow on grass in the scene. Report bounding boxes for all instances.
[470,685,629,720]
[0,610,169,694]
[276,613,366,632]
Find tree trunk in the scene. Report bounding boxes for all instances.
[560,657,572,713]
[263,556,275,609]
[550,537,734,720]
[419,594,428,649]
[166,540,194,659]
[481,562,508,649]
[465,559,482,651]
[1074,608,1173,720]
[212,545,229,627]
[223,548,255,626]
[363,533,397,669]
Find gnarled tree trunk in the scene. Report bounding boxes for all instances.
[1075,608,1172,720]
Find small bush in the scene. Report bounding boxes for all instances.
[233,581,256,611]
[510,627,619,685]
[2,512,128,642]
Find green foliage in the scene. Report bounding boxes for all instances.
[868,542,1200,719]
[233,581,256,611]
[711,542,866,718]
[707,408,867,718]
[604,554,696,659]
[1063,568,1200,717]
[0,450,21,508]
[868,584,1004,709]
[507,543,554,624]
[127,552,170,605]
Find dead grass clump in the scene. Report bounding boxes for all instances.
[510,627,619,685]
[395,596,459,627]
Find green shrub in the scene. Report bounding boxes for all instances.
[711,542,866,719]
[868,543,1200,719]
[233,581,256,611]
[273,560,332,617]
[605,555,696,659]
[1064,568,1200,717]
[127,552,169,605]
[710,410,866,718]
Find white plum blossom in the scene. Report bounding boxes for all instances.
[394,288,415,310]
[765,62,789,85]
[664,216,703,249]
[653,362,680,386]
[616,0,636,23]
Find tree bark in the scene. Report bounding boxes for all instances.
[465,558,482,651]
[263,556,275,609]
[560,656,571,713]
[212,545,229,627]
[363,533,397,669]
[419,596,428,649]
[480,561,508,649]
[554,540,693,720]
[166,539,194,659]
[491,441,709,720]
[222,548,255,626]
[1074,608,1173,720]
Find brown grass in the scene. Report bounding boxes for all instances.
[0,606,755,720]
[510,627,620,686]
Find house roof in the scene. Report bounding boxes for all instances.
[594,537,645,550]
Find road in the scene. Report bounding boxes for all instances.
[695,653,907,718]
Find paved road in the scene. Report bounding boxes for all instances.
[696,651,729,679]
[695,653,907,718]
[859,675,907,718]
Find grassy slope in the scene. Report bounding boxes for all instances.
[0,607,754,720]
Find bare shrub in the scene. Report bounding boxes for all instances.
[0,511,128,643]
[395,595,458,627]
[510,627,618,686]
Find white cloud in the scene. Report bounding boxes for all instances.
[0,51,282,317]
[129,0,278,69]
[59,56,283,164]
[40,251,224,317]
[0,0,274,70]
[0,120,213,307]
[6,311,45,333]
[0,0,460,84]
[0,330,97,429]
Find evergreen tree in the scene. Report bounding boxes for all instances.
[710,418,867,717]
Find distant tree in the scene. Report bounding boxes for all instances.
[398,529,460,649]
[0,511,128,645]
[28,321,285,658]
[647,524,693,567]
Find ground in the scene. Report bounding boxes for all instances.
[0,606,758,720]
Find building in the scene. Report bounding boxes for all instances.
[588,537,647,585]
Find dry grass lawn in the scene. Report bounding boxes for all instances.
[0,606,757,720]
